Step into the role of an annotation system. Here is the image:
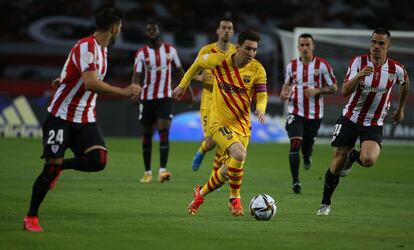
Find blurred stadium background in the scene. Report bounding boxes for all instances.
[1,0,413,141]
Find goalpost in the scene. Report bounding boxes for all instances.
[274,27,414,140]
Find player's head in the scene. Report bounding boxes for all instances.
[94,5,122,46]
[145,21,161,42]
[236,30,261,66]
[297,33,314,59]
[217,18,234,43]
[370,28,391,60]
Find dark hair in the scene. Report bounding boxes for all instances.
[237,30,260,45]
[372,27,391,38]
[94,5,122,31]
[298,33,314,42]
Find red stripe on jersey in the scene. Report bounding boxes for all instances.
[163,44,171,97]
[66,85,85,122]
[345,55,368,119]
[291,60,299,114]
[224,61,249,113]
[81,92,95,123]
[314,58,321,118]
[356,64,382,125]
[303,63,309,118]
[371,60,396,126]
[101,48,107,75]
[152,48,162,99]
[213,66,247,135]
[143,46,150,100]
[221,61,250,128]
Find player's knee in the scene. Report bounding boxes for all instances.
[86,149,108,172]
[359,155,375,167]
[290,138,302,152]
[205,139,216,150]
[42,163,62,182]
[233,148,246,162]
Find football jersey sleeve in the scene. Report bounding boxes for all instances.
[78,41,97,72]
[133,50,144,73]
[171,47,182,68]
[344,56,360,83]
[396,64,409,84]
[321,62,337,86]
[284,62,293,85]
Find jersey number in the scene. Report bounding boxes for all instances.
[331,124,342,142]
[218,127,232,136]
[47,129,64,144]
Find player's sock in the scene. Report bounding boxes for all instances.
[62,149,107,172]
[198,140,209,154]
[228,158,244,199]
[211,147,223,175]
[159,129,169,169]
[321,168,340,205]
[350,149,364,166]
[301,137,314,164]
[200,166,228,196]
[289,139,301,183]
[28,163,61,216]
[142,132,152,171]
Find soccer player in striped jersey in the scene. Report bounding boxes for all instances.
[191,19,236,172]
[317,28,410,216]
[280,33,337,194]
[132,21,192,183]
[173,30,268,216]
[23,6,141,232]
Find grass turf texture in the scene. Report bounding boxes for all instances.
[0,138,413,249]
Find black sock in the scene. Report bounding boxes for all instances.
[289,152,300,183]
[28,164,61,216]
[301,138,314,163]
[321,168,340,205]
[62,157,88,171]
[350,150,362,166]
[159,129,169,168]
[142,132,152,171]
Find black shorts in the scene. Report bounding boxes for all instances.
[331,116,383,148]
[139,98,173,127]
[285,114,322,139]
[42,115,106,159]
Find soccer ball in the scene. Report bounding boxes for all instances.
[249,194,277,220]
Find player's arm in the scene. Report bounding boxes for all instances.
[342,58,373,97]
[176,66,195,105]
[392,71,410,124]
[280,83,291,101]
[82,71,140,97]
[172,59,203,100]
[255,90,268,124]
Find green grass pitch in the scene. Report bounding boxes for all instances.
[0,138,413,249]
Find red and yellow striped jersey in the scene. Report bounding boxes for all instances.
[179,53,268,136]
[197,43,236,110]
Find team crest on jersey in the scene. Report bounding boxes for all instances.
[82,52,94,65]
[243,75,251,83]
[388,73,395,81]
[51,145,60,153]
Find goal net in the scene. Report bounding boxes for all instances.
[274,27,414,140]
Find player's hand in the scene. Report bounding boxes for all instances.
[172,86,186,100]
[51,78,61,89]
[304,88,320,97]
[392,108,404,125]
[124,83,141,97]
[255,110,265,124]
[358,66,374,77]
[280,90,290,101]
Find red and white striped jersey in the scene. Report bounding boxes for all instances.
[134,43,181,100]
[284,57,337,119]
[342,54,408,126]
[47,35,107,123]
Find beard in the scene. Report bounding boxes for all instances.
[108,34,119,47]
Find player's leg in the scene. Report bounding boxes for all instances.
[139,100,155,182]
[155,98,173,182]
[340,123,382,176]
[285,114,303,193]
[192,109,215,170]
[62,123,107,174]
[317,116,357,215]
[211,144,223,175]
[24,116,69,232]
[301,118,321,170]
